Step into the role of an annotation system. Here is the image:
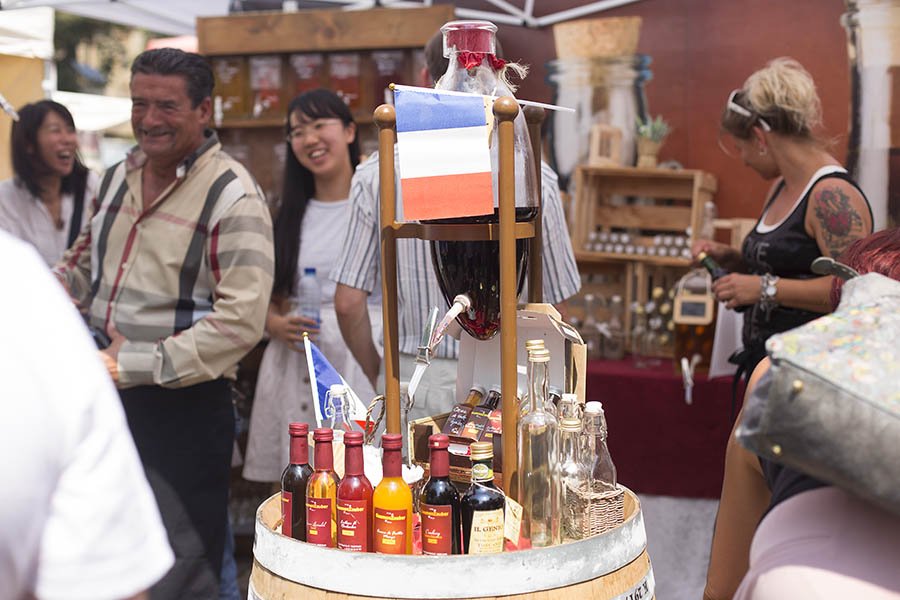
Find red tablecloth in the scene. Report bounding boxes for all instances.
[585,357,742,499]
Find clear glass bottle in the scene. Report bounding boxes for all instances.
[325,383,353,432]
[517,346,561,547]
[581,293,603,360]
[557,392,582,420]
[429,20,537,341]
[603,295,625,360]
[583,401,617,494]
[520,339,545,417]
[559,417,589,540]
[630,302,647,368]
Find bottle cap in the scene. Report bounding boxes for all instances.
[549,385,563,395]
[584,401,604,415]
[560,417,582,432]
[329,383,346,396]
[489,384,502,394]
[313,427,333,441]
[288,422,308,436]
[343,431,363,446]
[697,251,708,261]
[441,20,496,56]
[382,433,402,450]
[304,267,316,275]
[528,347,550,363]
[428,433,450,449]
[469,441,493,460]
[469,384,486,395]
[525,338,545,352]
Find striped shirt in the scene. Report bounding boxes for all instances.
[55,130,274,389]
[330,148,580,359]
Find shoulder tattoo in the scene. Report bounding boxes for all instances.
[813,185,865,258]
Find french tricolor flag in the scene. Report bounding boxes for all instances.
[303,335,369,432]
[394,86,494,221]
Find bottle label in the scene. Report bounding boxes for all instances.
[460,408,490,440]
[482,409,502,439]
[306,497,334,547]
[442,405,474,436]
[472,463,493,482]
[281,491,292,538]
[337,499,369,552]
[421,503,453,555]
[468,507,504,554]
[374,507,407,554]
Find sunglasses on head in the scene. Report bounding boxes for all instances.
[727,89,771,132]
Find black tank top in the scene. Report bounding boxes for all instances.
[740,168,870,352]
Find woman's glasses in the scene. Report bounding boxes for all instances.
[726,89,771,132]
[287,118,344,142]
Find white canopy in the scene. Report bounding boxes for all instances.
[0,6,52,58]
[51,89,131,131]
[0,0,229,36]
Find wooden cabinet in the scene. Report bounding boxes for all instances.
[196,5,454,204]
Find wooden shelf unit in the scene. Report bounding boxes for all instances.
[569,166,718,352]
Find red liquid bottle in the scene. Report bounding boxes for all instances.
[420,434,462,555]
[337,431,374,552]
[281,422,313,540]
[306,428,339,547]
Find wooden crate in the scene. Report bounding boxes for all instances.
[569,166,718,355]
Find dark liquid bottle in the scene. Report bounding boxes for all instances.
[337,431,374,552]
[420,434,462,555]
[460,441,505,554]
[696,251,728,281]
[281,422,313,541]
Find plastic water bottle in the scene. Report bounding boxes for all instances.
[297,267,321,328]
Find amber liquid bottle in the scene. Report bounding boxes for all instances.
[441,385,485,437]
[337,431,374,552]
[372,433,413,554]
[306,428,339,547]
[420,433,462,555]
[461,441,505,554]
[281,422,313,541]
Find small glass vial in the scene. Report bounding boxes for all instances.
[602,295,625,360]
[560,416,589,540]
[583,402,617,494]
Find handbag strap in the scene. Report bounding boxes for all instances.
[67,183,85,248]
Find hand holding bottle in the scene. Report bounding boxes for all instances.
[266,299,320,350]
[712,273,763,309]
[689,238,739,270]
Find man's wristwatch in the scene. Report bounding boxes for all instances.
[759,272,779,310]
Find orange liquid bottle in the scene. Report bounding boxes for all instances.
[306,428,339,547]
[372,433,413,554]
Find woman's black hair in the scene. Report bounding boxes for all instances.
[10,100,89,201]
[272,88,360,298]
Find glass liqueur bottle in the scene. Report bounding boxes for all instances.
[337,431,373,552]
[306,428,340,547]
[429,20,538,341]
[373,433,413,554]
[583,401,617,494]
[559,416,589,540]
[517,345,561,547]
[420,433,462,555]
[461,441,506,554]
[441,385,486,437]
[281,422,313,541]
[459,385,501,441]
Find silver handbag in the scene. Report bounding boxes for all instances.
[736,273,900,515]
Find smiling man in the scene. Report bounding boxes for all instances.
[54,48,274,599]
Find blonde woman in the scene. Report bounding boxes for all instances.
[692,57,873,384]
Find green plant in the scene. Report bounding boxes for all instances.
[636,115,671,142]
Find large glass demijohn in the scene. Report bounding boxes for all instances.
[429,20,539,340]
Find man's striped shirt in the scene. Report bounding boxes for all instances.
[55,131,274,388]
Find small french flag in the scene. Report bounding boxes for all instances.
[303,335,369,432]
[394,86,494,221]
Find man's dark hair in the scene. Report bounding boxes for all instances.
[131,48,214,108]
[423,29,505,85]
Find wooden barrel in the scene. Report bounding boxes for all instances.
[249,487,654,599]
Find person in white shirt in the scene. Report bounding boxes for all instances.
[242,89,382,483]
[0,230,174,600]
[0,100,98,266]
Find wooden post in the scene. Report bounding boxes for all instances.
[374,104,401,435]
[524,105,545,304]
[494,97,520,499]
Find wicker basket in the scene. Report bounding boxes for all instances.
[553,16,642,59]
[565,482,625,539]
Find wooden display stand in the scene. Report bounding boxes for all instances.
[375,99,547,498]
[570,166,718,348]
[196,5,454,203]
